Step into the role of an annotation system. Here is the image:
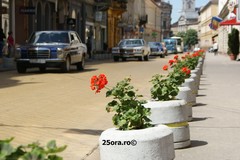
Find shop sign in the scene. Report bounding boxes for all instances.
[19,7,35,15]
[95,12,103,22]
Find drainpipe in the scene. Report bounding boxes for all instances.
[0,0,2,27]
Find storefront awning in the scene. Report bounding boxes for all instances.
[220,18,240,25]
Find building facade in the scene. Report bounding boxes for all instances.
[198,0,218,49]
[1,0,173,56]
[217,0,240,55]
[6,0,109,53]
[178,0,199,32]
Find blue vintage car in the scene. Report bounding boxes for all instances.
[148,42,164,58]
[15,30,87,73]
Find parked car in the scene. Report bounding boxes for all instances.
[15,30,87,73]
[161,42,168,56]
[148,42,164,58]
[111,39,150,61]
[208,47,214,52]
[193,47,200,52]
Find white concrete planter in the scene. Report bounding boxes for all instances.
[144,100,191,149]
[196,62,203,75]
[181,78,196,106]
[190,73,199,96]
[176,87,194,121]
[99,125,175,160]
[191,69,201,89]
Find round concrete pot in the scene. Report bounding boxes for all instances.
[182,78,196,106]
[176,87,194,121]
[191,69,201,89]
[190,73,198,96]
[144,100,191,149]
[196,61,203,75]
[99,125,175,160]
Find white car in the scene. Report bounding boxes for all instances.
[193,47,200,52]
[112,39,150,61]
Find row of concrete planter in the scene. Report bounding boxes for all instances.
[99,57,204,160]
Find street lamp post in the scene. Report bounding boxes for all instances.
[161,12,163,41]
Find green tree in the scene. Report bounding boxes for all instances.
[183,29,198,49]
[176,31,186,39]
[228,28,239,56]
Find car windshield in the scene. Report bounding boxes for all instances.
[28,32,70,44]
[148,42,161,47]
[119,39,142,46]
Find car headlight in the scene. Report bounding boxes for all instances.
[112,49,119,53]
[57,48,64,58]
[133,48,142,52]
[15,48,21,59]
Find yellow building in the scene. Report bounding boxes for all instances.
[199,0,218,50]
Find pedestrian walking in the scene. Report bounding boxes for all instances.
[87,37,92,59]
[7,31,14,58]
[0,28,6,58]
[213,41,218,55]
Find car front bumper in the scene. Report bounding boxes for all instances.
[16,58,65,67]
[112,52,145,57]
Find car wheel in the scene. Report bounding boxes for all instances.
[39,66,46,73]
[62,56,71,72]
[77,56,85,71]
[122,57,127,61]
[138,55,143,61]
[144,55,149,61]
[113,56,119,62]
[17,63,27,73]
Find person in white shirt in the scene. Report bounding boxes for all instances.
[213,41,218,55]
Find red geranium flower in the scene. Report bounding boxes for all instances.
[163,65,168,71]
[169,59,174,66]
[90,74,108,93]
[174,55,179,60]
[181,67,191,75]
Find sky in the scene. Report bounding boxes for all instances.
[168,0,210,23]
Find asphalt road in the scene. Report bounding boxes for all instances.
[0,55,173,159]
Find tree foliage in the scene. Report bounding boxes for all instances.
[228,28,239,55]
[176,29,198,49]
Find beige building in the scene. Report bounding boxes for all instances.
[198,0,218,50]
[121,0,172,42]
[144,0,161,42]
[160,1,172,39]
[217,0,240,55]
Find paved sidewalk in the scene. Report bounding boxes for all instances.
[85,52,240,160]
[175,52,240,160]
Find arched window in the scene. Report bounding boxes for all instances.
[45,3,50,30]
[36,2,42,31]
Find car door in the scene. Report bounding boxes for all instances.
[69,32,81,64]
[142,40,150,56]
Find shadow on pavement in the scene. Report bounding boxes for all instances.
[193,103,207,107]
[190,117,212,122]
[197,94,207,97]
[0,123,103,136]
[190,140,208,148]
[65,129,104,136]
